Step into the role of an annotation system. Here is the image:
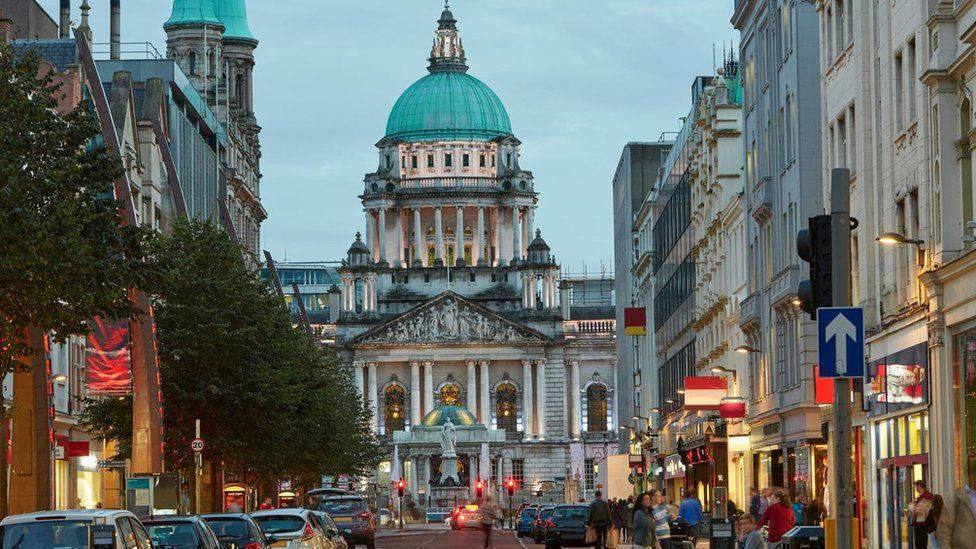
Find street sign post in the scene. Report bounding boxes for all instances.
[817,306,864,378]
[191,438,204,453]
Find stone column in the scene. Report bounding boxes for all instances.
[535,359,547,439]
[512,207,521,262]
[610,359,618,431]
[455,205,465,266]
[367,362,378,433]
[365,209,375,259]
[409,456,419,501]
[423,360,435,415]
[522,273,532,309]
[392,208,403,267]
[522,360,534,438]
[920,275,955,498]
[476,207,486,266]
[410,361,422,426]
[466,361,477,411]
[570,360,581,439]
[469,455,478,495]
[425,456,433,504]
[434,207,444,266]
[377,208,387,264]
[479,359,490,426]
[413,207,424,267]
[353,361,365,401]
[522,208,532,258]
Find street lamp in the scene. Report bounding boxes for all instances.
[710,366,739,397]
[51,373,67,383]
[876,232,924,246]
[734,344,761,354]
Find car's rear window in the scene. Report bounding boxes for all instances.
[319,498,366,515]
[145,522,201,548]
[539,507,555,518]
[1,520,90,548]
[204,518,248,538]
[520,508,536,518]
[253,515,306,534]
[553,506,588,518]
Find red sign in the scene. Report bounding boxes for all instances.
[814,365,834,405]
[718,399,747,419]
[86,317,132,394]
[683,376,727,410]
[624,307,646,336]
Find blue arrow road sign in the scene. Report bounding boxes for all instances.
[817,307,864,378]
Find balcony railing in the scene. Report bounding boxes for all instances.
[398,177,498,190]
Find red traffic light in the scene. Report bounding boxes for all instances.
[505,478,516,496]
[475,479,484,497]
[396,478,405,497]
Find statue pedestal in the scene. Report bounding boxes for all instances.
[440,452,460,486]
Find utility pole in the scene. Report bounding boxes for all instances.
[194,419,203,515]
[830,168,854,548]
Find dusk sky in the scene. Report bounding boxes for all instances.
[40,0,737,275]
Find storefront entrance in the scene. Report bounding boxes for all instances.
[876,456,927,549]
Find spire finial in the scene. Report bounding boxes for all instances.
[355,231,362,241]
[429,1,467,73]
[536,228,542,238]
[445,0,450,9]
[78,0,92,42]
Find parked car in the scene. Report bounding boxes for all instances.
[203,512,274,549]
[317,495,375,549]
[543,504,590,549]
[452,504,482,530]
[532,505,557,544]
[144,515,223,548]
[306,487,347,509]
[515,504,538,537]
[251,508,335,549]
[310,511,349,549]
[0,509,152,548]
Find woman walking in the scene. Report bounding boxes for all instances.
[631,492,655,549]
[756,490,795,548]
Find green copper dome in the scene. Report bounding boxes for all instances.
[215,0,256,42]
[385,71,512,143]
[421,405,479,427]
[164,0,222,29]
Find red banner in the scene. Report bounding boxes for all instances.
[624,307,646,336]
[86,317,133,394]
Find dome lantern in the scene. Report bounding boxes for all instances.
[428,1,467,73]
[421,405,479,427]
[527,229,551,264]
[346,232,371,267]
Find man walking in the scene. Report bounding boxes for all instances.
[587,490,611,548]
[678,488,703,544]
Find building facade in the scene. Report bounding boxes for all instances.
[335,5,619,508]
[733,0,825,505]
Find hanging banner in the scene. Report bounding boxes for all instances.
[86,317,133,394]
[624,307,647,336]
[683,376,727,410]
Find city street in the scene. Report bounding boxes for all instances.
[377,527,524,549]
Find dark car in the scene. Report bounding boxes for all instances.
[202,513,275,549]
[532,505,556,544]
[318,495,375,549]
[144,516,222,549]
[311,511,350,549]
[515,505,538,537]
[544,504,590,549]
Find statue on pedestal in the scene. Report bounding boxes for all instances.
[439,419,461,486]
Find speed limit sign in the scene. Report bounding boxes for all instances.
[191,438,204,453]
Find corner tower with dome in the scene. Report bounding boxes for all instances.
[163,0,266,268]
[336,4,619,510]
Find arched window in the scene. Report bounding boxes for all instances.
[446,245,455,266]
[188,51,197,75]
[439,383,462,406]
[235,74,244,104]
[208,49,215,76]
[384,385,406,435]
[586,384,608,432]
[427,245,436,266]
[496,383,518,431]
[463,245,472,266]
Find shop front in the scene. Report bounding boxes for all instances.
[663,453,687,504]
[865,341,929,549]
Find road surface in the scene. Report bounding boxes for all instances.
[376,527,531,548]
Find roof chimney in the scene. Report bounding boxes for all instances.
[110,0,120,59]
[59,0,70,39]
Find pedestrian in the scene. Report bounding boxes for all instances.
[649,489,672,549]
[611,498,626,543]
[737,514,764,549]
[480,495,495,548]
[756,490,795,548]
[909,480,935,549]
[587,489,611,548]
[805,497,826,526]
[678,488,703,544]
[625,494,635,542]
[259,497,273,510]
[631,492,655,549]
[748,487,764,521]
[936,486,976,548]
[926,494,944,548]
[791,492,806,526]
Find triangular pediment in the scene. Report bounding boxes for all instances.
[351,292,549,346]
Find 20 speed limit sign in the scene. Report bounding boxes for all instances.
[191,438,205,453]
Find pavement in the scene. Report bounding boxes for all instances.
[374,526,711,548]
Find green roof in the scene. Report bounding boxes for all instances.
[164,0,222,29]
[385,71,512,143]
[421,405,479,427]
[215,0,256,42]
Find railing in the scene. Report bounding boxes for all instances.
[576,320,615,334]
[398,177,498,190]
[90,41,163,60]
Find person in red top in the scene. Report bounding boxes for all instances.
[259,497,273,510]
[757,490,796,544]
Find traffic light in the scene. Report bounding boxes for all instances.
[506,478,516,497]
[797,215,833,319]
[475,479,484,498]
[396,478,405,498]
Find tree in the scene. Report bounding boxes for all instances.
[0,44,153,516]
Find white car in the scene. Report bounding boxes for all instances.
[251,508,337,549]
[0,509,153,548]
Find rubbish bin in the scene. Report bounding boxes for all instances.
[708,518,735,549]
[781,526,826,549]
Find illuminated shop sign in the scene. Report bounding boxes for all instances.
[866,342,928,417]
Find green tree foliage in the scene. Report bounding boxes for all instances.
[83,221,380,484]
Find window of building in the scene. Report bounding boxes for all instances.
[512,459,524,492]
[384,385,406,435]
[835,0,844,54]
[427,154,435,168]
[781,0,792,55]
[496,383,518,432]
[447,245,455,266]
[907,37,917,123]
[439,383,462,406]
[445,153,453,168]
[480,154,486,168]
[952,329,976,487]
[463,153,470,167]
[506,153,512,167]
[584,458,595,494]
[189,51,197,75]
[428,245,436,267]
[825,7,833,62]
[894,51,904,132]
[385,154,392,169]
[491,154,496,168]
[838,114,848,168]
[849,104,857,172]
[411,155,418,169]
[585,384,609,432]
